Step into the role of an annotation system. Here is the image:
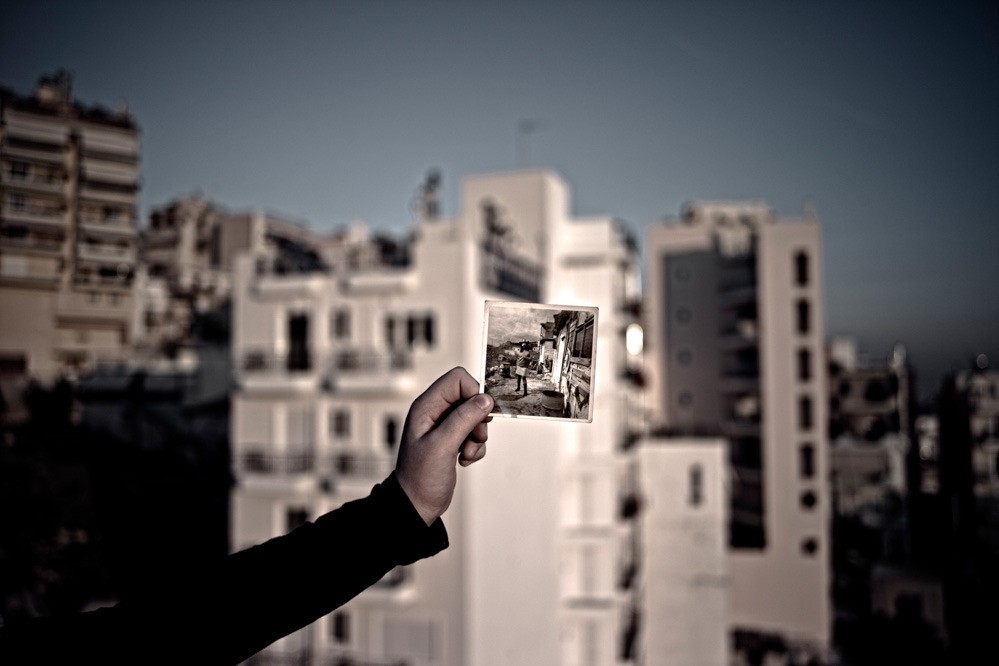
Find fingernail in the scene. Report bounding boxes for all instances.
[472,394,493,411]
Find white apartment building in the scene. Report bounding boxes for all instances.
[0,71,139,390]
[634,437,729,666]
[643,202,831,656]
[230,169,643,666]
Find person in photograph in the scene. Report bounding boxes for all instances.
[515,342,530,396]
[0,367,493,666]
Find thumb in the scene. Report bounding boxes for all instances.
[430,393,493,452]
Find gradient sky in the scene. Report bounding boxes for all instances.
[2,0,996,400]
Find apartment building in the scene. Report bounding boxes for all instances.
[229,169,643,666]
[634,437,728,666]
[0,71,139,389]
[643,202,831,657]
[827,338,914,517]
[136,196,330,355]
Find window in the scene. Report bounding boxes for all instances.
[331,611,350,644]
[423,315,435,346]
[794,251,809,286]
[689,464,703,507]
[796,299,810,334]
[801,538,819,556]
[799,396,813,431]
[385,317,396,346]
[332,309,350,339]
[87,291,100,304]
[385,416,399,451]
[406,316,417,346]
[800,490,817,510]
[800,444,815,479]
[9,161,28,180]
[572,317,595,359]
[797,348,812,382]
[677,349,692,366]
[330,409,350,438]
[675,307,692,324]
[286,507,309,532]
[678,391,693,408]
[9,193,26,211]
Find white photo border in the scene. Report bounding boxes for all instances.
[479,300,598,423]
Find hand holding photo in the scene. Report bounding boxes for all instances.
[479,301,598,423]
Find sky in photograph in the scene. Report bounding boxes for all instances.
[487,308,559,347]
[2,0,996,400]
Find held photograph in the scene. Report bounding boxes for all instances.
[480,301,598,423]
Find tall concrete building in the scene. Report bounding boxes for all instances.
[643,202,831,656]
[229,170,644,666]
[0,71,140,391]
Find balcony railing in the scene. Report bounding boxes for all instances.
[0,233,63,253]
[242,350,314,374]
[330,350,415,395]
[240,449,316,475]
[329,452,394,480]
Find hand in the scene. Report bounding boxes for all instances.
[395,367,494,525]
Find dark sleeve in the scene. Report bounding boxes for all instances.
[0,473,448,665]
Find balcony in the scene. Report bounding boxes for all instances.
[80,219,136,238]
[79,183,136,205]
[3,174,66,196]
[240,449,317,475]
[77,242,137,264]
[253,267,329,298]
[56,290,132,322]
[342,269,416,295]
[239,350,322,393]
[1,142,65,164]
[0,233,63,255]
[328,452,395,481]
[2,205,66,230]
[329,350,415,395]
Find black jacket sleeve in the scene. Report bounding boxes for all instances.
[0,472,448,665]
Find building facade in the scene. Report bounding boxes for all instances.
[229,169,643,666]
[0,71,139,394]
[643,202,831,656]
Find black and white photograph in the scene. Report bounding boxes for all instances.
[480,301,598,422]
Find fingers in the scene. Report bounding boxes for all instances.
[430,392,494,455]
[409,367,482,438]
[459,441,487,467]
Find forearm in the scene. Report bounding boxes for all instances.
[0,473,448,665]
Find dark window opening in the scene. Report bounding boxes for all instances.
[796,299,810,334]
[423,315,435,346]
[286,507,309,532]
[385,317,396,347]
[799,396,813,431]
[801,538,819,556]
[331,410,350,438]
[406,316,417,346]
[800,490,817,509]
[287,314,310,371]
[689,464,703,507]
[332,611,350,643]
[333,309,351,339]
[385,416,399,451]
[800,444,815,479]
[798,348,812,382]
[794,251,809,286]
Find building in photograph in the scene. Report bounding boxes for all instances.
[0,71,139,403]
[229,169,644,666]
[643,201,831,658]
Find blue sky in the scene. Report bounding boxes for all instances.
[2,0,996,399]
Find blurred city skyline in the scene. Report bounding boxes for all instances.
[2,0,996,399]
